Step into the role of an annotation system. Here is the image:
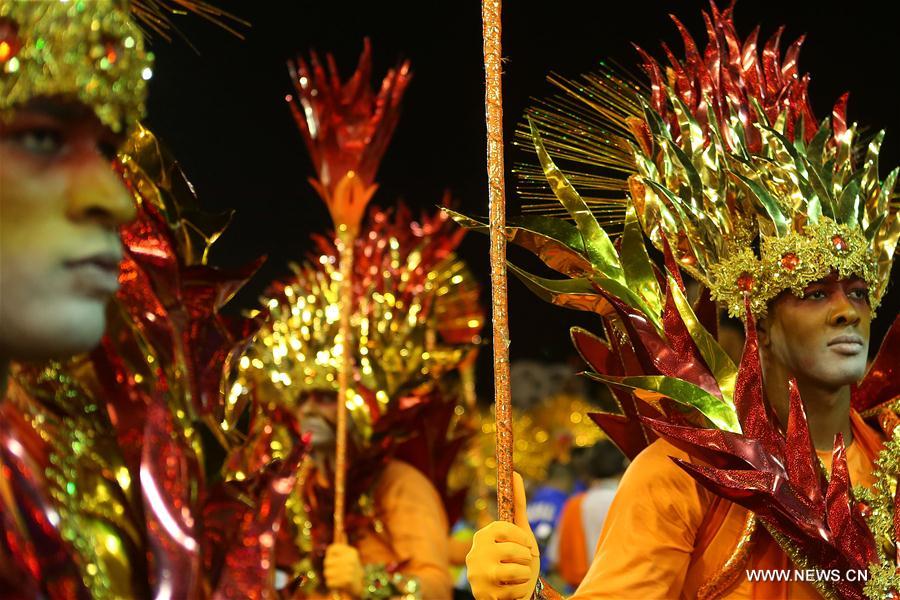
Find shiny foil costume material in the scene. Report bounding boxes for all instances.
[454,4,900,600]
[234,203,484,596]
[0,127,305,599]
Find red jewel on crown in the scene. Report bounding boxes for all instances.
[737,272,754,292]
[831,235,848,253]
[105,40,119,65]
[0,18,22,64]
[780,252,799,271]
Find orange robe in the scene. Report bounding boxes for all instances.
[310,460,452,599]
[571,411,881,599]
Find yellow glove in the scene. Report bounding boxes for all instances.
[466,473,540,600]
[324,543,365,598]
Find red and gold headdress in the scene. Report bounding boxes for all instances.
[518,2,899,318]
[238,202,483,444]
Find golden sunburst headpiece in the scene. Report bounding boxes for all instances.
[0,0,239,133]
[238,202,484,443]
[520,3,899,318]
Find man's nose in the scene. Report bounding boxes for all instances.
[827,290,862,327]
[66,155,136,229]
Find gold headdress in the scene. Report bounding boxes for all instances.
[238,203,484,442]
[0,0,237,133]
[520,3,899,317]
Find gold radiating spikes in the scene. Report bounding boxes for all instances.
[130,0,247,40]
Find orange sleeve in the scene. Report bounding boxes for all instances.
[571,439,711,600]
[375,461,453,600]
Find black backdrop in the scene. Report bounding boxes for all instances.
[144,1,900,400]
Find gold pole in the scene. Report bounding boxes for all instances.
[333,225,354,545]
[481,0,514,523]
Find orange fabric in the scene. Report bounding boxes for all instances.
[309,460,452,599]
[556,492,589,587]
[571,411,881,599]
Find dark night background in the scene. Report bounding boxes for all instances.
[144,1,900,400]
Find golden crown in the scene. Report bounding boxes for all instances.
[0,0,152,132]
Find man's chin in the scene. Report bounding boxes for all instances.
[808,361,867,390]
[2,302,107,360]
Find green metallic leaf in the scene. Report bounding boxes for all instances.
[864,213,887,242]
[731,172,790,237]
[806,196,823,223]
[879,168,899,211]
[671,95,704,158]
[642,179,705,265]
[669,143,704,205]
[668,277,737,405]
[836,173,863,225]
[507,262,613,316]
[443,209,593,278]
[805,159,837,219]
[807,118,832,169]
[641,98,671,141]
[860,130,885,197]
[584,373,741,433]
[442,208,489,231]
[590,272,663,333]
[621,206,663,319]
[529,119,625,283]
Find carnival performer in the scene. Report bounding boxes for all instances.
[463,3,899,599]
[0,2,301,597]
[0,0,143,381]
[235,202,483,599]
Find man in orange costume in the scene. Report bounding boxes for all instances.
[463,3,898,599]
[467,274,883,599]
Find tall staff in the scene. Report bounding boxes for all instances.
[286,39,412,543]
[481,0,514,522]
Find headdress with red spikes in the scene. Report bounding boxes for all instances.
[515,1,898,319]
[453,3,900,598]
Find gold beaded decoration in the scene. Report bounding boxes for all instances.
[0,0,151,133]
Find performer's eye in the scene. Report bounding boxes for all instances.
[13,128,64,156]
[848,287,869,301]
[803,289,827,300]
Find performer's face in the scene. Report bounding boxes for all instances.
[298,389,338,450]
[759,273,871,391]
[0,99,134,361]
